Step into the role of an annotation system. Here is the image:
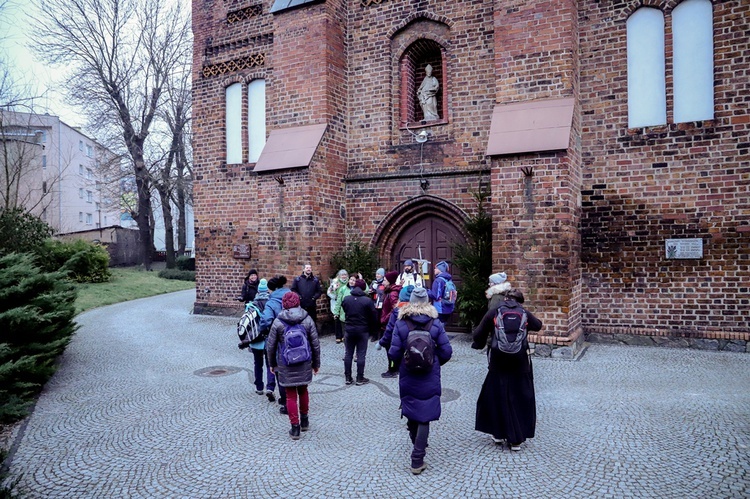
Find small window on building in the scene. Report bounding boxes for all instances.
[86,213,93,225]
[626,8,667,128]
[86,145,93,157]
[95,202,100,210]
[673,0,714,123]
[247,79,266,163]
[42,181,47,194]
[79,188,84,198]
[79,165,84,175]
[104,215,108,225]
[42,155,47,169]
[87,191,93,203]
[226,83,243,164]
[79,212,83,222]
[79,140,83,151]
[87,168,93,180]
[40,131,47,143]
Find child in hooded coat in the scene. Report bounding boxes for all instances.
[389,287,452,475]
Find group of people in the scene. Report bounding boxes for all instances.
[237,262,542,474]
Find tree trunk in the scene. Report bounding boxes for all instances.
[133,157,153,270]
[157,184,176,268]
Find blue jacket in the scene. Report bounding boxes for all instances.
[260,288,291,332]
[389,303,452,423]
[428,272,454,314]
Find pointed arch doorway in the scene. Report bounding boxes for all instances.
[374,196,468,330]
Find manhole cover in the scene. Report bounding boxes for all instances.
[194,366,241,377]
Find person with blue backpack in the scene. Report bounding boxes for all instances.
[248,278,277,402]
[260,276,291,414]
[265,292,321,440]
[428,261,456,325]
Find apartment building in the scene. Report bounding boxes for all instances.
[0,110,120,234]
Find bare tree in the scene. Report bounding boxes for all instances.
[33,0,191,269]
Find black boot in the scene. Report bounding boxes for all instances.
[300,414,309,432]
[289,424,301,440]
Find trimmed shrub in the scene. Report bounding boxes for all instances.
[36,239,111,283]
[0,253,78,424]
[175,256,195,271]
[0,208,53,258]
[158,269,196,281]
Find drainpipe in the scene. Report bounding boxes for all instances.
[58,118,62,233]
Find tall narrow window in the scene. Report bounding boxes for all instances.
[226,83,243,164]
[42,181,47,194]
[627,8,666,128]
[673,0,714,123]
[42,155,47,169]
[247,79,266,163]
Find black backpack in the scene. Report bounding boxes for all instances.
[491,306,528,354]
[403,318,435,373]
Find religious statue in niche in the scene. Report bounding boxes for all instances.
[417,64,440,121]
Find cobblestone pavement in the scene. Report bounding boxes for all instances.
[5,290,749,498]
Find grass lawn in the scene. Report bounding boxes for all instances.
[75,267,195,314]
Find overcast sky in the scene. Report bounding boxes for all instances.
[1,1,85,129]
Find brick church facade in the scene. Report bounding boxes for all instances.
[191,0,749,353]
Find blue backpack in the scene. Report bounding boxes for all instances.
[442,279,457,307]
[279,320,312,366]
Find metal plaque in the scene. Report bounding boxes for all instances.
[665,239,703,259]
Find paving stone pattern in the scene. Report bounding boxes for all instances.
[6,291,749,498]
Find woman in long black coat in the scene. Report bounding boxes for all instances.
[471,288,542,451]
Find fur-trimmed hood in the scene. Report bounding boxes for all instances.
[397,301,439,320]
[486,282,511,300]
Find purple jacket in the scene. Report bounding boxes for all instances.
[389,302,452,423]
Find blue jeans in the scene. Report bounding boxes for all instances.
[251,348,275,392]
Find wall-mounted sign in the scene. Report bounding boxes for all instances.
[232,244,251,259]
[665,239,703,259]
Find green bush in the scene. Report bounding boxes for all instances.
[0,253,78,424]
[0,208,53,258]
[175,256,195,271]
[329,241,380,280]
[158,269,196,281]
[37,239,111,283]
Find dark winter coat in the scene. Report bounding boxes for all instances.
[380,284,402,328]
[471,299,543,443]
[266,306,321,387]
[291,274,323,309]
[428,272,454,314]
[389,302,452,423]
[379,301,405,349]
[241,280,258,303]
[259,288,291,333]
[340,287,378,335]
[471,299,542,372]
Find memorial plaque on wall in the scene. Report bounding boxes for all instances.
[665,239,703,259]
[232,244,251,259]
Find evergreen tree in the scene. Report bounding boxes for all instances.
[329,241,380,281]
[0,208,53,258]
[452,187,493,328]
[0,253,78,423]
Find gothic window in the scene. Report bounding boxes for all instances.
[226,83,243,164]
[627,8,666,128]
[673,0,714,123]
[400,39,446,126]
[247,79,266,164]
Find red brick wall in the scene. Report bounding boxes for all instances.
[191,0,749,344]
[578,0,750,338]
[491,0,582,340]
